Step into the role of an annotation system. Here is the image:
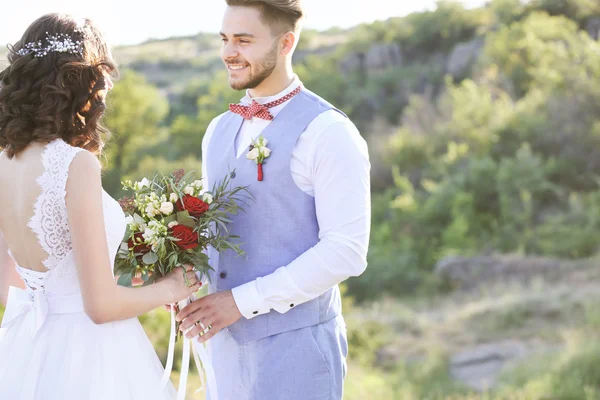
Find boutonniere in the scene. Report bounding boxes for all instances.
[246,135,271,181]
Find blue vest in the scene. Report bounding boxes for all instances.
[205,89,344,344]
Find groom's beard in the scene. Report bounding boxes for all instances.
[229,42,278,90]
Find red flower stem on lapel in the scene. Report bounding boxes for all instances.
[257,163,264,181]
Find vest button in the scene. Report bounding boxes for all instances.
[219,271,227,279]
[253,311,258,315]
[290,303,294,308]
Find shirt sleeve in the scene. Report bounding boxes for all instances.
[231,117,371,319]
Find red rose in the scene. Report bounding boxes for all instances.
[171,225,199,250]
[128,232,151,257]
[175,194,210,217]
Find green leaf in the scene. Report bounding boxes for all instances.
[123,226,132,241]
[163,214,177,224]
[142,251,159,265]
[193,251,209,266]
[176,210,196,228]
[117,272,133,287]
[142,274,157,286]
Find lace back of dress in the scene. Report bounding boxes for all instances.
[28,140,83,271]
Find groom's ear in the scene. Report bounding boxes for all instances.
[279,31,297,57]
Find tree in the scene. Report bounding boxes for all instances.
[102,69,169,193]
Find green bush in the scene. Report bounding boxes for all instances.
[351,12,600,301]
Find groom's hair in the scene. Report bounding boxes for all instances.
[225,0,304,35]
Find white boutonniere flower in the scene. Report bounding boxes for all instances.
[247,134,271,181]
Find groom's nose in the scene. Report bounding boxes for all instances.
[221,42,239,60]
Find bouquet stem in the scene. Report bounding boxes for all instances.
[173,303,182,342]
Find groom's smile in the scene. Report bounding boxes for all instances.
[227,64,249,72]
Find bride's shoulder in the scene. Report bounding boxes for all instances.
[50,139,98,167]
[70,149,101,176]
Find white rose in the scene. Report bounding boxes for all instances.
[169,193,178,203]
[192,180,203,188]
[140,178,150,188]
[261,147,271,158]
[246,148,260,160]
[145,204,156,218]
[202,193,213,204]
[124,216,134,225]
[184,186,194,195]
[160,202,174,215]
[168,221,179,228]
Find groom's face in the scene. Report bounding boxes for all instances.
[220,6,280,90]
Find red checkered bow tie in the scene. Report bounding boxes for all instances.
[229,86,302,120]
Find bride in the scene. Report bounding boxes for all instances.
[0,13,201,399]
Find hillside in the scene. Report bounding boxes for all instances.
[111,28,350,96]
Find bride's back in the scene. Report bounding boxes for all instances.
[0,143,49,272]
[0,14,117,274]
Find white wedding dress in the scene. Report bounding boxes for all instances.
[0,139,177,399]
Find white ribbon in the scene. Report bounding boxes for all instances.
[159,302,177,388]
[160,295,219,400]
[1,286,49,338]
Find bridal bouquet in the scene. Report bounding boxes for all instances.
[115,169,249,399]
[114,168,250,295]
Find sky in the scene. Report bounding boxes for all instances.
[0,0,488,47]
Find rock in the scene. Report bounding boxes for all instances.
[445,38,484,79]
[450,340,529,391]
[339,43,403,75]
[434,254,585,290]
[365,43,403,70]
[586,17,600,40]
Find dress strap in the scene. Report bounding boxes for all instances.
[27,140,84,270]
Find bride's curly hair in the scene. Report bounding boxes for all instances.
[0,13,118,158]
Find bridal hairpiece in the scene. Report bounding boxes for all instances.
[16,21,90,58]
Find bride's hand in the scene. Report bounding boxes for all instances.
[161,264,201,304]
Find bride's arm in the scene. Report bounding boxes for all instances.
[0,232,24,307]
[66,151,201,324]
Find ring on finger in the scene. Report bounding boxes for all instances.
[182,325,195,335]
[198,323,211,336]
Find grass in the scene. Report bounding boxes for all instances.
[340,261,600,400]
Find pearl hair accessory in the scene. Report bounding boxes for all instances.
[16,30,84,58]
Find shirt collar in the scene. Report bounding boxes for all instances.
[240,75,302,106]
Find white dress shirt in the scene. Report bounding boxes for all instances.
[201,75,371,319]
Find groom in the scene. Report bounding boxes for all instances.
[176,0,371,398]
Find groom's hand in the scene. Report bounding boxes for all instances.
[175,290,242,343]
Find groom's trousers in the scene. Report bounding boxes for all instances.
[207,314,348,400]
